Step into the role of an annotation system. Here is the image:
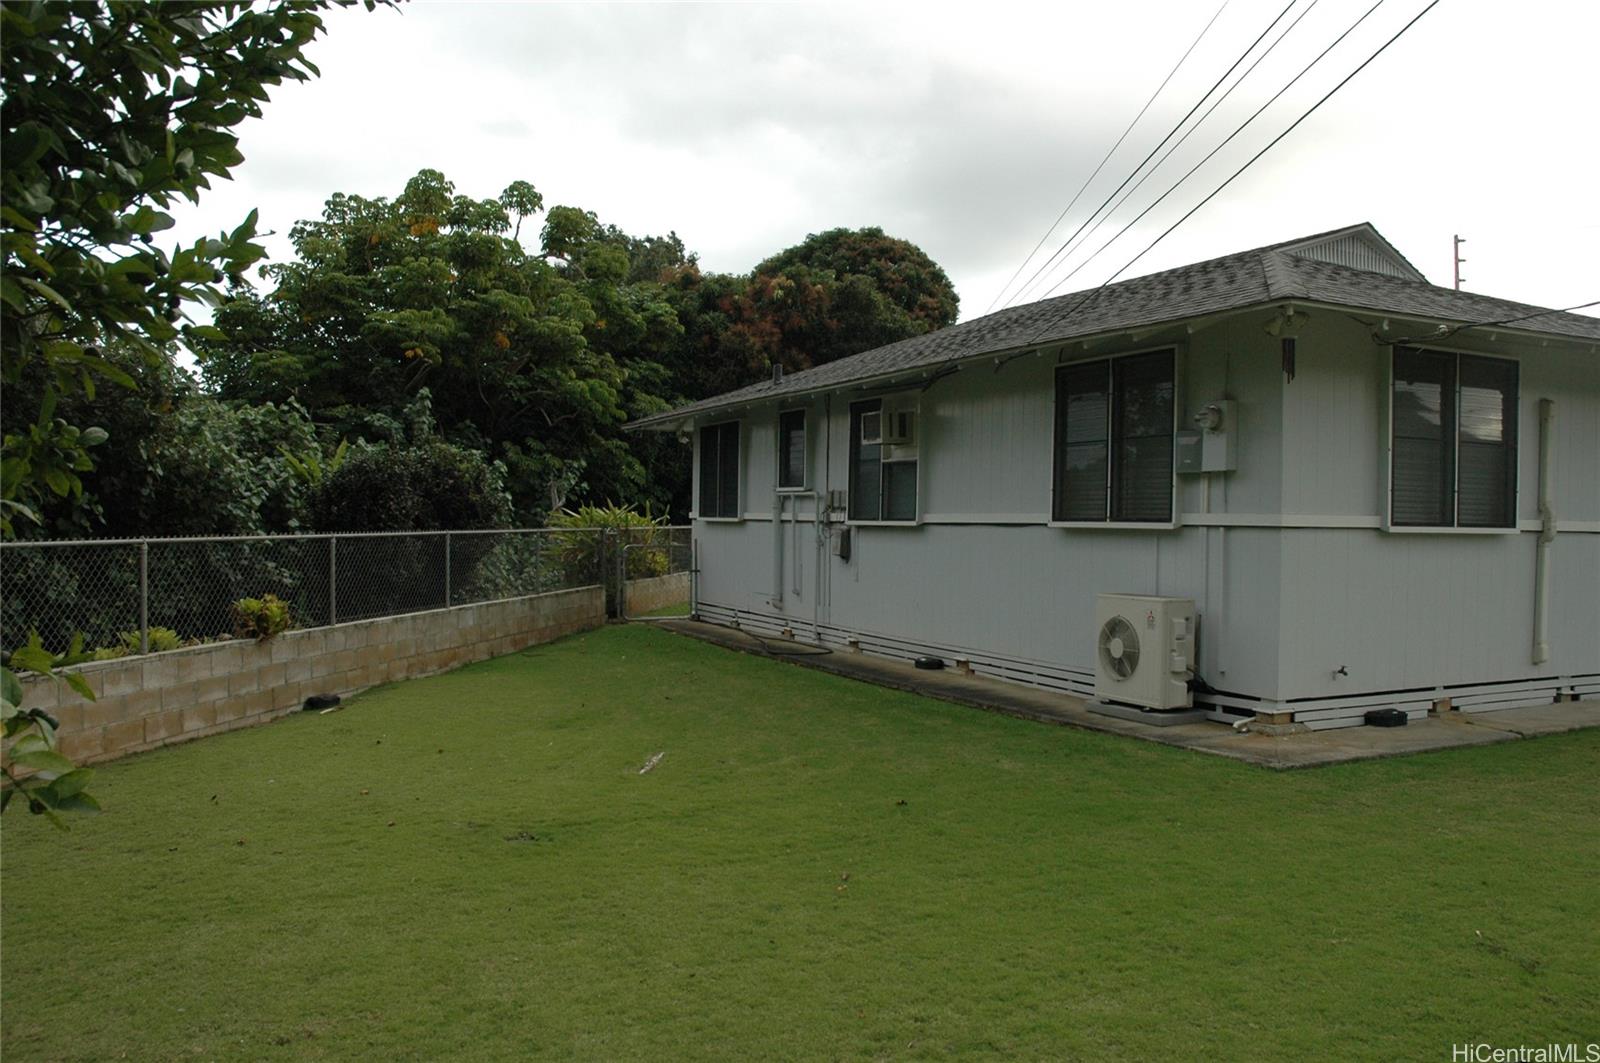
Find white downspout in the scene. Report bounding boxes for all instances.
[1532,399,1556,665]
[817,394,832,645]
[771,493,785,608]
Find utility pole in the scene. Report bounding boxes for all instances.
[1453,234,1466,290]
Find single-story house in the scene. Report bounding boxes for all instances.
[630,223,1599,728]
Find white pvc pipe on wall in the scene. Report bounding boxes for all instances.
[1533,399,1557,665]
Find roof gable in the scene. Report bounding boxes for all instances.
[1274,223,1425,282]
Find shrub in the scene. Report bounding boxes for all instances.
[231,595,292,640]
[546,504,668,610]
[88,627,183,660]
[311,440,512,532]
[122,627,182,654]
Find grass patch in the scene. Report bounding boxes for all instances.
[3,624,1596,1060]
[636,600,689,618]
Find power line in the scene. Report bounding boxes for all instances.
[1012,0,1324,307]
[982,0,1232,316]
[1028,0,1436,330]
[1000,0,1302,312]
[1032,0,1385,305]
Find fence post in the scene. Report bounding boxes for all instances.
[138,541,149,654]
[329,536,338,625]
[444,531,452,608]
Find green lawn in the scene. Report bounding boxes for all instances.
[3,624,1596,1061]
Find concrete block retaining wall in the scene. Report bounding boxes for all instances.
[622,571,690,616]
[18,586,604,766]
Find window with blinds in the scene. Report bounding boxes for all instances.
[1391,348,1517,528]
[1052,350,1174,523]
[697,421,740,519]
[778,409,806,489]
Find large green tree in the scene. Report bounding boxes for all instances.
[664,227,959,401]
[0,0,380,539]
[200,169,685,521]
[1,0,384,821]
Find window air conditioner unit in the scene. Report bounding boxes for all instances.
[882,406,916,446]
[1093,594,1195,710]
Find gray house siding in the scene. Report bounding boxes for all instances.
[686,308,1599,726]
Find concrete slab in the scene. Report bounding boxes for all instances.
[1459,700,1600,737]
[648,618,1597,770]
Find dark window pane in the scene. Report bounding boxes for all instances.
[716,422,739,518]
[698,421,739,518]
[884,461,917,521]
[1058,443,1108,521]
[1113,351,1175,439]
[1391,348,1456,526]
[1458,443,1510,526]
[1392,438,1450,526]
[1457,355,1517,527]
[1115,437,1173,521]
[778,409,806,489]
[698,425,720,517]
[1111,350,1173,522]
[1054,360,1109,521]
[849,401,882,521]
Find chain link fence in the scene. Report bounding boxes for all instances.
[0,528,652,657]
[613,525,693,617]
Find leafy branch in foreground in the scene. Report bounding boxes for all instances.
[2,633,101,828]
[2,1,389,537]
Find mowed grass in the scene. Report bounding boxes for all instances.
[3,625,1597,1061]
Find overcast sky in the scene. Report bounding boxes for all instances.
[170,0,1599,322]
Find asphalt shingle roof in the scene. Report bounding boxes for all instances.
[631,224,1600,429]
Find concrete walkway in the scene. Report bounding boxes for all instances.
[649,618,1600,770]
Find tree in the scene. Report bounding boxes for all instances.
[2,0,384,821]
[753,226,959,338]
[0,0,379,539]
[199,169,685,521]
[663,227,960,401]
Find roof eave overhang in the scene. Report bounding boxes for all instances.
[1292,299,1600,352]
[627,298,1599,433]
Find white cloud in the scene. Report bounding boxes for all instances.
[169,0,1600,323]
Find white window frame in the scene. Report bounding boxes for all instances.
[847,393,922,526]
[1048,345,1183,531]
[1381,345,1520,535]
[696,419,744,522]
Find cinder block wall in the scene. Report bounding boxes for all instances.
[622,571,690,616]
[18,586,604,765]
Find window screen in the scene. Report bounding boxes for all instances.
[1391,348,1455,526]
[778,409,806,489]
[849,400,883,521]
[697,421,740,518]
[849,398,917,522]
[1053,361,1110,522]
[1111,350,1174,522]
[1457,355,1517,528]
[883,462,918,521]
[1390,348,1516,529]
[1052,350,1173,523]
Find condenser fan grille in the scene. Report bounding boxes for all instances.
[1098,615,1141,679]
